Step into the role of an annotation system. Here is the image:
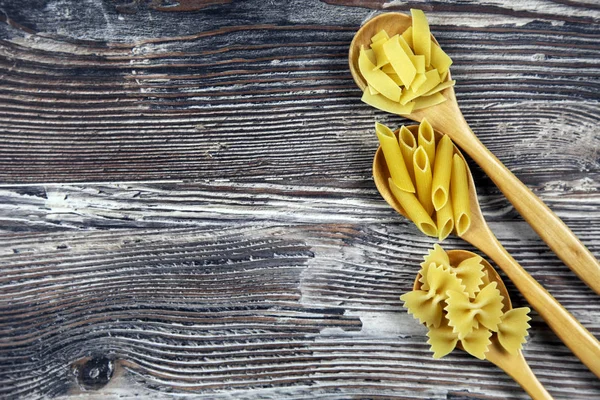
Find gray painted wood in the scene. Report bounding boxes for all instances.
[0,0,599,399]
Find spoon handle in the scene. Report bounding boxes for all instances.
[467,228,600,379]
[487,347,552,400]
[429,107,600,295]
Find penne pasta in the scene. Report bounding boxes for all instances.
[451,154,472,236]
[375,122,415,193]
[432,134,453,211]
[411,9,431,67]
[418,118,436,167]
[413,146,434,215]
[399,126,417,182]
[389,178,437,237]
[436,194,454,241]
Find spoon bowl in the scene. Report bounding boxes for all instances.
[373,126,600,380]
[350,12,600,296]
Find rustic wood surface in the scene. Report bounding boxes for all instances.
[1,0,599,399]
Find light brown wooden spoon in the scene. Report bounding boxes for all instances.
[350,12,600,295]
[414,250,551,400]
[373,126,600,378]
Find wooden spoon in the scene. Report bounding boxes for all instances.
[373,126,600,378]
[349,12,600,295]
[414,250,551,400]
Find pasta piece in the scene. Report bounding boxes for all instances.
[398,126,417,182]
[387,73,404,86]
[381,63,395,74]
[445,282,504,339]
[411,9,431,67]
[401,26,413,48]
[436,193,454,241]
[453,256,485,298]
[451,154,472,236]
[383,35,417,88]
[497,307,531,355]
[418,243,450,290]
[413,92,446,110]
[432,134,453,211]
[370,37,390,69]
[431,41,453,74]
[460,325,492,360]
[368,84,379,96]
[358,46,401,101]
[361,90,415,115]
[371,29,389,43]
[413,146,434,216]
[399,69,440,105]
[418,118,436,167]
[410,73,427,92]
[401,263,464,327]
[439,70,448,82]
[424,80,456,97]
[364,48,377,65]
[389,179,437,237]
[426,318,458,359]
[413,55,426,74]
[375,123,415,192]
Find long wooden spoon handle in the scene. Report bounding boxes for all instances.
[491,350,553,400]
[469,231,600,378]
[440,112,600,295]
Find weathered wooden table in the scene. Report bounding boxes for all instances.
[1,1,599,399]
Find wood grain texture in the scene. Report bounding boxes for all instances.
[0,0,599,399]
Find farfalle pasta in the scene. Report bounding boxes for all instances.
[375,119,472,240]
[402,244,531,360]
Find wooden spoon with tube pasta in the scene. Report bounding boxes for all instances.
[373,125,600,378]
[414,250,551,400]
[349,12,600,295]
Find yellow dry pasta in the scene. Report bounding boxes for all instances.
[362,90,414,115]
[418,118,436,167]
[451,154,472,236]
[431,41,453,74]
[371,29,389,43]
[399,126,417,183]
[497,307,531,355]
[375,123,415,192]
[445,282,504,339]
[436,195,454,241]
[399,69,440,105]
[359,46,401,101]
[357,10,455,112]
[383,35,416,88]
[401,263,465,327]
[413,92,446,110]
[389,178,437,237]
[432,134,453,211]
[453,256,486,298]
[418,243,450,291]
[403,244,531,361]
[460,325,493,360]
[411,9,431,67]
[426,318,459,359]
[413,146,434,216]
